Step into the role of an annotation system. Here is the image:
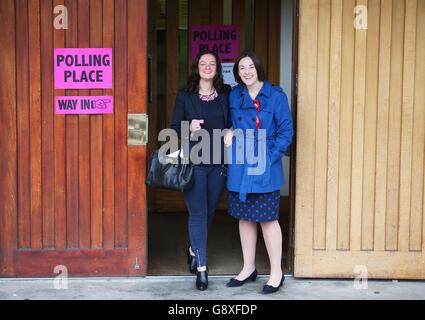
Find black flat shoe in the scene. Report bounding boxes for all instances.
[226,269,257,287]
[196,270,208,291]
[261,274,285,294]
[187,248,197,274]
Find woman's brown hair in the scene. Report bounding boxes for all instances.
[233,51,266,84]
[185,50,224,93]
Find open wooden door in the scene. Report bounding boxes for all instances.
[295,0,425,279]
[0,0,147,277]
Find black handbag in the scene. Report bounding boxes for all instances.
[145,149,194,192]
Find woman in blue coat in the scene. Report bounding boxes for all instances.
[224,52,293,294]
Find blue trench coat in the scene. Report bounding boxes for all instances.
[226,80,294,202]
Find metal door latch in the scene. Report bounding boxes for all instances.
[128,113,148,146]
[134,257,140,270]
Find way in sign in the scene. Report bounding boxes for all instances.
[57,98,98,110]
[55,96,113,115]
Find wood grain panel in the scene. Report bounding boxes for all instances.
[326,0,343,252]
[188,0,209,62]
[232,0,245,51]
[90,0,104,249]
[361,0,380,251]
[41,0,55,248]
[385,0,405,251]
[103,0,115,250]
[210,0,223,24]
[295,250,425,279]
[166,0,179,130]
[296,0,425,278]
[146,0,158,214]
[65,0,80,249]
[186,0,211,83]
[128,0,148,274]
[411,0,425,251]
[254,0,269,70]
[0,0,17,276]
[294,0,318,276]
[78,0,91,249]
[374,0,392,252]
[350,0,367,252]
[15,250,132,276]
[337,0,355,250]
[398,0,417,252]
[16,0,31,249]
[3,0,148,277]
[313,0,330,251]
[128,0,147,111]
[53,0,67,251]
[114,0,128,248]
[268,0,281,84]
[29,0,43,250]
[188,0,210,28]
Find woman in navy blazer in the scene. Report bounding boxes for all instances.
[225,52,293,294]
[171,50,231,291]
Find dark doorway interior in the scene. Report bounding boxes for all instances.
[148,211,290,275]
[147,0,297,276]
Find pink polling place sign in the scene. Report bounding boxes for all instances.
[55,96,113,114]
[191,25,239,61]
[54,48,112,89]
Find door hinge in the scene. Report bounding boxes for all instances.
[296,0,300,17]
[293,73,299,99]
[134,257,141,271]
[295,74,298,97]
[291,225,295,249]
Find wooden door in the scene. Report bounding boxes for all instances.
[0,0,147,277]
[295,0,425,279]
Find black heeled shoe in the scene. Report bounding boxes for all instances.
[196,270,208,291]
[226,269,257,287]
[261,274,285,294]
[187,248,197,274]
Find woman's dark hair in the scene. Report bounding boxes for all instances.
[233,51,266,84]
[185,50,224,93]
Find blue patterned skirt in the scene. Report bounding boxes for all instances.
[227,190,280,222]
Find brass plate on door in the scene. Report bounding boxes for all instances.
[128,114,148,146]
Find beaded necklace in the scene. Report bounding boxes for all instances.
[199,89,218,102]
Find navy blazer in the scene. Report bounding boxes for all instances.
[171,84,232,140]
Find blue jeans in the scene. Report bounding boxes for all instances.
[183,164,226,267]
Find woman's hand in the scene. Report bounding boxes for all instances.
[224,128,234,147]
[190,119,204,132]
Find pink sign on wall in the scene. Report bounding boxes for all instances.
[55,96,113,114]
[191,25,239,61]
[54,48,113,89]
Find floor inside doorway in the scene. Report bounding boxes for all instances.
[148,211,289,276]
